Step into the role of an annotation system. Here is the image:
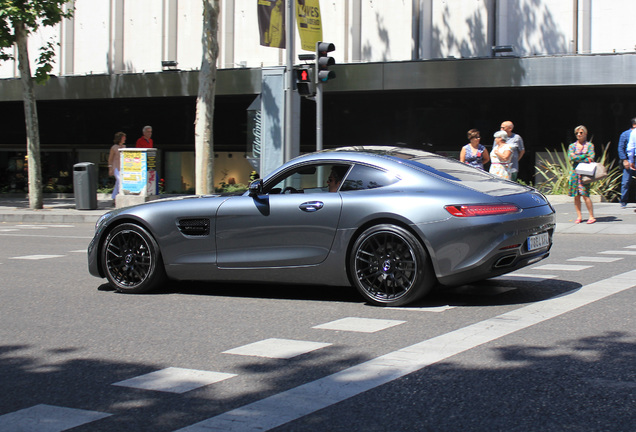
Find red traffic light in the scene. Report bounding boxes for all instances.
[296,68,311,82]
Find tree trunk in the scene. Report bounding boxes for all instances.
[15,22,43,209]
[194,0,220,195]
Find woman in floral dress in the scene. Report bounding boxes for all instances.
[568,125,596,224]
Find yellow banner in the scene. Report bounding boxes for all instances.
[296,0,322,51]
[258,0,286,48]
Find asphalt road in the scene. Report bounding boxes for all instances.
[0,223,634,431]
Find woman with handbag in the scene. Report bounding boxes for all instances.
[568,125,596,224]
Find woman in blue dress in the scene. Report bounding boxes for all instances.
[460,129,490,170]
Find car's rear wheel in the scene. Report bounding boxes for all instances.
[350,224,435,306]
[101,223,166,293]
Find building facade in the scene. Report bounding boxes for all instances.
[1,0,636,193]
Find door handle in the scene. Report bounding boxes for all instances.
[299,201,324,212]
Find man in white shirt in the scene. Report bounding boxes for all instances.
[500,121,525,181]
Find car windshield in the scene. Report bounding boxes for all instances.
[331,146,527,196]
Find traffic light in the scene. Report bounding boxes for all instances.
[316,42,335,83]
[295,64,315,97]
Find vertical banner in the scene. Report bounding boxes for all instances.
[258,0,286,48]
[296,0,322,51]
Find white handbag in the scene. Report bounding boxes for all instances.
[575,162,596,176]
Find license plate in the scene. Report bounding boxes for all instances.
[527,232,550,251]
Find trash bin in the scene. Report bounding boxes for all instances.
[73,162,97,210]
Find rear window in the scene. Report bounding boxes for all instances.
[331,146,525,195]
[396,155,525,195]
[341,164,399,191]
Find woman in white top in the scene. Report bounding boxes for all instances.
[489,130,513,180]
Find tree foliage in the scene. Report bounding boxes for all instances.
[0,0,73,208]
[0,0,72,80]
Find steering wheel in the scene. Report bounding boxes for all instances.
[282,186,299,194]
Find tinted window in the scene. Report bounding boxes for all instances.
[340,164,399,191]
[266,163,351,194]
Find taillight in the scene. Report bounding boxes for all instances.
[444,204,520,217]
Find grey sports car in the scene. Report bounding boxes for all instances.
[88,146,555,306]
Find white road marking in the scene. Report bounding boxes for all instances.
[223,338,332,359]
[531,264,592,271]
[10,255,65,260]
[0,404,111,432]
[0,234,92,239]
[313,317,405,333]
[496,273,557,281]
[16,224,75,228]
[113,367,236,394]
[386,305,455,312]
[568,256,622,263]
[600,250,636,256]
[176,270,636,432]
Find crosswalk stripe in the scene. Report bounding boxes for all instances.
[600,250,636,255]
[568,256,622,263]
[10,255,65,260]
[0,404,111,432]
[531,264,592,271]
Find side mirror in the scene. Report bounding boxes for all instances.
[248,179,264,196]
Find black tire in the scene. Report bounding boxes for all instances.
[101,223,166,293]
[350,224,435,306]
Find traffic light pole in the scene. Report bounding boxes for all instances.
[316,79,323,151]
[315,42,335,152]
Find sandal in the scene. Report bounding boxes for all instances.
[587,218,596,224]
[574,218,582,224]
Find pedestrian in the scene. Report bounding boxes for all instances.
[327,166,348,192]
[499,121,525,181]
[620,118,636,207]
[568,125,596,224]
[489,130,513,180]
[460,129,490,170]
[108,131,126,205]
[136,125,153,148]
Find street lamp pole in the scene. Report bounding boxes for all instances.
[284,0,295,163]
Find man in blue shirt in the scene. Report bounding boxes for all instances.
[628,127,636,213]
[618,118,636,207]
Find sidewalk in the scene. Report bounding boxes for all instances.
[0,195,113,223]
[1,194,636,234]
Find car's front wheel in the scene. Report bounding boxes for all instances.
[350,224,435,306]
[101,223,166,293]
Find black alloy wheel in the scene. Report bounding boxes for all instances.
[101,223,166,293]
[350,224,435,306]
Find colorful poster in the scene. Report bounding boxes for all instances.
[121,151,147,194]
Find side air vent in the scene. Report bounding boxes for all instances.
[178,218,210,236]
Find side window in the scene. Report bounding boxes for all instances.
[266,163,350,194]
[340,164,399,191]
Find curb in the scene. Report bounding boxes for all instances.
[0,210,107,224]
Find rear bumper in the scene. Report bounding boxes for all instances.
[436,244,551,286]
